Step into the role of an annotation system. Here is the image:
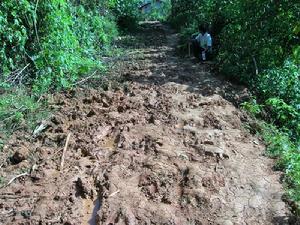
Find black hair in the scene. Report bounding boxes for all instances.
[198,24,207,33]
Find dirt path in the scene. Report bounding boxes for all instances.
[0,22,292,225]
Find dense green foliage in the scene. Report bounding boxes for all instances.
[0,88,48,136]
[0,0,143,145]
[243,100,300,211]
[0,0,119,92]
[262,124,300,209]
[113,0,141,30]
[143,0,171,21]
[0,0,170,92]
[171,0,300,210]
[0,0,173,142]
[0,1,34,78]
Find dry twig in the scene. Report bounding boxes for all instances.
[75,71,98,85]
[109,189,120,197]
[60,133,72,171]
[5,64,30,84]
[3,172,29,188]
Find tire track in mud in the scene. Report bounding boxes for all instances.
[0,22,293,225]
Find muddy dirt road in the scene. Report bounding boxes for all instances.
[0,22,293,225]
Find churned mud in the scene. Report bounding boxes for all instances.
[0,22,294,225]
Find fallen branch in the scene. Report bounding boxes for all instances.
[5,63,30,84]
[60,133,72,172]
[75,71,97,85]
[109,189,120,197]
[13,63,30,83]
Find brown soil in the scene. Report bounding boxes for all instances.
[0,22,294,225]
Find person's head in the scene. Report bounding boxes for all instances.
[198,24,207,34]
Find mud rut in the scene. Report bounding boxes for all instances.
[0,22,292,225]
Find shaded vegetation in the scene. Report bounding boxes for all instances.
[0,0,132,146]
[0,0,119,92]
[170,0,300,211]
[0,0,171,144]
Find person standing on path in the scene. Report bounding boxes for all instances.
[192,24,213,61]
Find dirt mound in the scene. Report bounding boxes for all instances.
[0,22,292,225]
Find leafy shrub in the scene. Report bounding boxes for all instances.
[0,0,35,76]
[32,1,119,93]
[0,89,45,133]
[72,5,118,55]
[32,1,93,92]
[262,124,300,209]
[265,98,300,138]
[112,0,141,30]
[241,99,262,116]
[142,0,172,22]
[216,1,300,81]
[257,61,300,107]
[0,0,118,93]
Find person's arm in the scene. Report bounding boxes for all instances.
[194,34,200,42]
[207,34,212,52]
[191,33,198,40]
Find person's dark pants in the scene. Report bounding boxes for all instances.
[191,39,211,61]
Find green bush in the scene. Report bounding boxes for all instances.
[265,98,300,138]
[257,61,300,107]
[0,0,35,76]
[0,0,118,93]
[0,89,45,133]
[217,1,300,81]
[241,99,262,116]
[112,0,141,30]
[33,1,119,93]
[142,0,172,22]
[32,1,93,92]
[0,0,119,148]
[262,124,300,209]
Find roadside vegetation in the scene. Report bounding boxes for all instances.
[1,0,299,214]
[0,0,146,146]
[0,0,171,141]
[0,1,111,139]
[170,0,300,212]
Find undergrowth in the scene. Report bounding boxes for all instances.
[171,0,300,212]
[0,88,49,149]
[0,0,145,141]
[242,101,300,214]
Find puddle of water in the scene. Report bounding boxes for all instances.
[88,199,102,225]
